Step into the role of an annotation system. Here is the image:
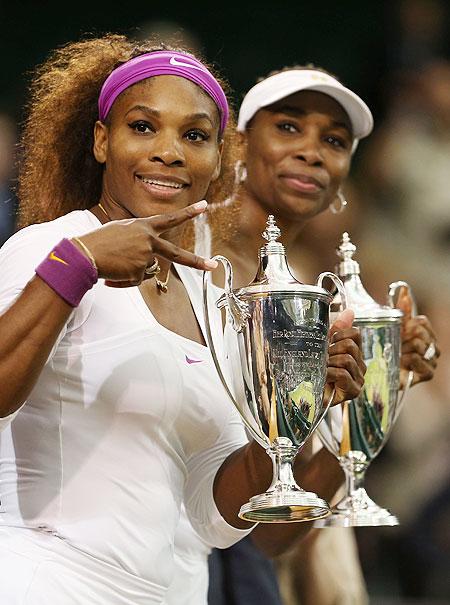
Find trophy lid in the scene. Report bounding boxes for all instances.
[335,233,402,321]
[234,216,332,300]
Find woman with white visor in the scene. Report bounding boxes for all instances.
[165,66,440,605]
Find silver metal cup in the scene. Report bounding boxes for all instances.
[316,233,414,527]
[203,216,347,523]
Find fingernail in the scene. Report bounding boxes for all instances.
[193,200,207,211]
[204,258,218,269]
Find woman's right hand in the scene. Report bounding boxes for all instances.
[396,287,440,386]
[73,201,216,287]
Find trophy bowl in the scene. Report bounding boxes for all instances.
[203,216,347,523]
[315,233,414,527]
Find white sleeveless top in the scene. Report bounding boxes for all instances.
[0,210,252,604]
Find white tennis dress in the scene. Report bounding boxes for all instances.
[0,210,252,604]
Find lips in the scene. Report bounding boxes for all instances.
[136,174,189,189]
[136,173,189,198]
[279,172,326,194]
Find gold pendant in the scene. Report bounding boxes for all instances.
[156,279,169,293]
[155,267,170,293]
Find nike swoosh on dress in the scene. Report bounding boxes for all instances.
[185,355,204,365]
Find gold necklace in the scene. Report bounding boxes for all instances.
[98,202,111,221]
[97,202,171,293]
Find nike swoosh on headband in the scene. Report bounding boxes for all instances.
[49,251,68,265]
[169,56,204,71]
[98,51,229,132]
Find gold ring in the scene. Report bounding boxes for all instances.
[144,258,161,278]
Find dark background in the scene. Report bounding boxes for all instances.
[1,2,449,603]
[0,1,396,122]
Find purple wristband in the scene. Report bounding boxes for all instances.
[35,238,98,307]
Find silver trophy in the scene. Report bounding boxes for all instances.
[203,216,347,523]
[315,233,414,527]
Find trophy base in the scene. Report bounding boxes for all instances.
[313,489,399,528]
[314,507,398,528]
[239,490,330,523]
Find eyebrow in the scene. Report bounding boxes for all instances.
[187,112,217,127]
[271,104,352,134]
[126,105,216,127]
[126,105,160,118]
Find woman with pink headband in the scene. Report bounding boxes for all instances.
[0,38,366,604]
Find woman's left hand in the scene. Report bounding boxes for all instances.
[326,309,366,404]
[396,288,440,386]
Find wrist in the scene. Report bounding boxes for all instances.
[35,238,98,307]
[71,237,98,271]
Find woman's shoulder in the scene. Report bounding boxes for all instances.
[0,210,100,328]
[2,210,100,252]
[0,210,101,306]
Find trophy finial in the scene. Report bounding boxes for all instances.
[256,215,293,281]
[262,215,281,243]
[337,232,357,261]
[334,232,402,322]
[335,232,360,278]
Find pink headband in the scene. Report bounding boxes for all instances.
[98,51,229,134]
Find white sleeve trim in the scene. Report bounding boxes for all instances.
[199,485,257,550]
[184,405,256,549]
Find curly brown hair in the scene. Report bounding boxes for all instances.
[17,34,239,233]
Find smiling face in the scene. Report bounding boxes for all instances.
[93,75,222,218]
[241,90,353,221]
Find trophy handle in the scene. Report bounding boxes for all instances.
[388,281,416,421]
[317,271,348,310]
[213,255,250,332]
[202,259,266,448]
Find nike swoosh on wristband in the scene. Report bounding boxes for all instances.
[185,355,204,365]
[49,251,68,265]
[169,56,204,71]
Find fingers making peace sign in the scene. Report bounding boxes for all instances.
[72,201,217,288]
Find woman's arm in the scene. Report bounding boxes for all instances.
[0,202,214,418]
[0,277,72,417]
